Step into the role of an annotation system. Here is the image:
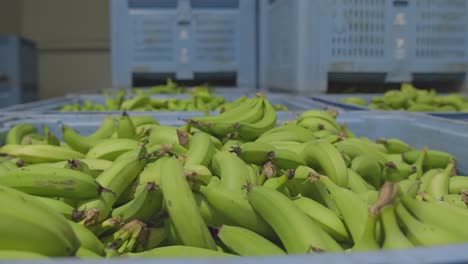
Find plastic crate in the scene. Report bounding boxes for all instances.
[259,0,468,93]
[311,93,468,122]
[0,93,334,114]
[411,0,468,81]
[1,112,468,261]
[111,0,256,90]
[0,35,38,107]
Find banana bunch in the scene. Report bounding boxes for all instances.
[340,83,468,112]
[59,82,287,112]
[1,97,468,260]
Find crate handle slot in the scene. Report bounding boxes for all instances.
[393,0,408,7]
[0,73,8,84]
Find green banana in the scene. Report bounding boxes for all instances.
[193,192,234,227]
[236,98,277,141]
[302,139,348,187]
[117,112,138,139]
[449,176,468,194]
[127,246,234,258]
[130,115,159,127]
[376,138,412,154]
[334,138,387,165]
[425,160,455,200]
[120,94,150,111]
[160,157,217,249]
[62,125,101,154]
[198,185,275,239]
[5,145,84,163]
[297,109,340,130]
[256,125,316,143]
[247,185,342,253]
[443,193,468,208]
[148,126,191,148]
[273,148,304,170]
[0,250,47,259]
[395,202,466,246]
[403,149,454,169]
[235,142,275,165]
[262,169,294,191]
[112,181,163,223]
[211,151,249,191]
[380,205,413,250]
[383,161,416,182]
[34,196,83,221]
[68,221,104,255]
[78,148,147,224]
[75,247,103,258]
[350,155,382,189]
[314,175,368,243]
[418,168,443,193]
[184,131,215,167]
[5,124,37,145]
[292,195,350,242]
[401,195,468,239]
[347,168,375,193]
[184,164,213,186]
[351,210,379,251]
[86,138,140,161]
[0,165,104,199]
[217,225,285,256]
[297,117,338,133]
[0,185,80,256]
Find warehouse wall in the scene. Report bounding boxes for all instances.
[0,0,22,35]
[20,0,111,99]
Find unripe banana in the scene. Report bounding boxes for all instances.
[235,142,275,165]
[443,193,468,208]
[5,124,37,145]
[297,109,340,130]
[6,145,84,163]
[425,160,455,200]
[117,112,138,139]
[351,210,379,251]
[247,185,342,253]
[292,196,350,242]
[62,125,102,154]
[297,117,338,133]
[217,225,285,256]
[184,164,213,186]
[78,148,147,224]
[418,168,443,193]
[314,175,368,242]
[383,161,416,182]
[86,116,116,140]
[126,246,235,257]
[184,131,215,167]
[130,115,159,127]
[112,181,163,223]
[334,139,387,165]
[86,138,140,161]
[376,138,412,154]
[256,125,316,143]
[148,126,191,148]
[347,168,375,193]
[198,185,275,239]
[160,157,217,250]
[236,98,277,141]
[273,148,304,170]
[395,201,466,246]
[351,155,382,189]
[143,227,167,250]
[193,192,235,227]
[403,149,454,169]
[34,196,83,221]
[0,185,80,256]
[68,221,104,255]
[75,247,103,258]
[0,165,103,199]
[380,205,413,250]
[211,151,250,191]
[448,176,468,194]
[401,195,468,239]
[0,250,47,259]
[262,169,294,191]
[302,139,348,187]
[220,139,245,152]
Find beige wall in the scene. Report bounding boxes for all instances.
[18,0,111,98]
[0,0,22,35]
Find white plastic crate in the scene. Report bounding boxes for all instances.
[259,0,468,93]
[111,0,256,90]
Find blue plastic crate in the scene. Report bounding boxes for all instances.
[111,0,256,90]
[1,111,468,261]
[0,35,38,107]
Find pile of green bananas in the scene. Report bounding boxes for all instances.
[1,95,468,259]
[340,83,468,112]
[132,79,187,95]
[59,89,288,112]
